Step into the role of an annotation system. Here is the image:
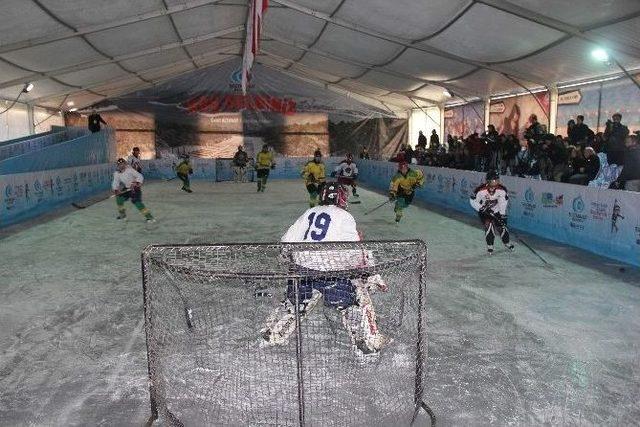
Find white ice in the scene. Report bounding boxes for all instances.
[0,180,639,425]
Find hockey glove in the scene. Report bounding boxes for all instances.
[330,171,337,178]
[189,168,193,174]
[308,173,315,183]
[388,191,396,201]
[271,163,276,170]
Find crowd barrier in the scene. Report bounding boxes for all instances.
[0,163,114,227]
[0,127,88,161]
[1,156,343,227]
[4,156,637,267]
[357,160,640,267]
[0,129,114,175]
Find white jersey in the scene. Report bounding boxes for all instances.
[334,160,358,178]
[469,184,508,215]
[112,166,144,191]
[282,205,373,271]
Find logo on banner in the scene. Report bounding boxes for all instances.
[55,176,63,196]
[33,179,44,201]
[525,188,534,203]
[230,68,253,91]
[569,196,587,230]
[611,199,624,234]
[521,187,537,217]
[590,201,608,222]
[541,192,563,207]
[489,102,506,114]
[4,185,15,210]
[558,90,582,105]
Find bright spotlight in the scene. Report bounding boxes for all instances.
[22,82,34,93]
[69,107,78,112]
[592,48,609,62]
[443,89,452,98]
[67,101,75,107]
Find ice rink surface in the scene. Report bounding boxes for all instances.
[1,179,639,426]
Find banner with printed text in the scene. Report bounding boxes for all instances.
[358,160,640,267]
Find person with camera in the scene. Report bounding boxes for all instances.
[524,114,544,143]
[603,113,629,166]
[569,115,594,147]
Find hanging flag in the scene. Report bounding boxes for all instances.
[242,0,269,94]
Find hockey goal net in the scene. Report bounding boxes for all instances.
[142,240,432,426]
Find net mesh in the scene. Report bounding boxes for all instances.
[142,240,428,426]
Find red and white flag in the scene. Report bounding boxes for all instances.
[242,0,269,94]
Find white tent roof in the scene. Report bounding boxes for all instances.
[1,0,639,111]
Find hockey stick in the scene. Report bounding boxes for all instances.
[71,189,132,209]
[164,176,177,181]
[487,213,550,265]
[364,199,391,215]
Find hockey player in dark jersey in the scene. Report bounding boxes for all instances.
[128,147,142,173]
[469,170,514,254]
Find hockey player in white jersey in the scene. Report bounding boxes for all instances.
[262,182,389,354]
[469,170,514,254]
[331,152,359,197]
[112,158,155,222]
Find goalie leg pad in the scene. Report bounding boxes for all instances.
[261,289,322,345]
[341,285,388,354]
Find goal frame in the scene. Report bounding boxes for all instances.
[141,240,435,426]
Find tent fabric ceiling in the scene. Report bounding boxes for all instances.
[0,0,639,111]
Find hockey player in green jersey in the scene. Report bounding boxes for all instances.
[255,144,275,192]
[175,154,193,193]
[388,161,424,223]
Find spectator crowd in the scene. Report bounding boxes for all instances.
[387,113,639,191]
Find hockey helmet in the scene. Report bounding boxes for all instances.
[486,170,499,182]
[346,152,353,160]
[319,181,348,209]
[116,157,127,171]
[398,161,409,171]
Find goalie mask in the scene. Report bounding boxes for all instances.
[319,182,348,208]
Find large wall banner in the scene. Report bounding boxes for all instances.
[556,75,640,136]
[489,92,550,139]
[444,101,485,138]
[1,163,114,227]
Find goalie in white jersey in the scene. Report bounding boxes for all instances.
[263,182,389,354]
